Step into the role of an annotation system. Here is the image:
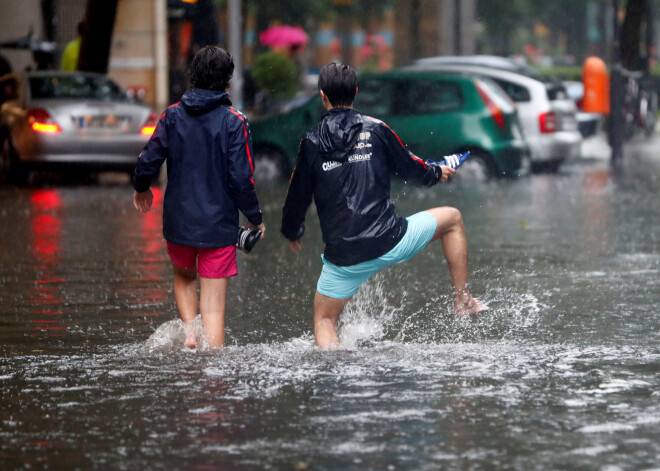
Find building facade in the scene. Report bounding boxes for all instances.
[1,0,476,110]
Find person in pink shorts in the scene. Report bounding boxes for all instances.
[132,46,265,349]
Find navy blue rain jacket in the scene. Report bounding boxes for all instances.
[133,89,262,248]
[281,108,443,266]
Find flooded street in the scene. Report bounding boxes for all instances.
[1,149,659,470]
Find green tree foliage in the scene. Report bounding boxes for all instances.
[476,0,530,55]
[529,0,598,58]
[477,0,610,57]
[251,51,298,99]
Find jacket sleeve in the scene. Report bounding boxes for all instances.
[378,122,442,187]
[227,113,263,226]
[281,138,315,241]
[133,110,168,193]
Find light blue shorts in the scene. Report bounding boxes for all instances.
[317,211,438,299]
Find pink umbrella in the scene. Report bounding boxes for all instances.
[259,25,309,48]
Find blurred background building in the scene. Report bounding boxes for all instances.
[1,0,659,111]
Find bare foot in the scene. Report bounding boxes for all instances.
[454,297,484,317]
[184,335,197,349]
[319,340,341,351]
[184,323,196,349]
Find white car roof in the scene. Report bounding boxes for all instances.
[413,55,553,81]
[404,63,546,89]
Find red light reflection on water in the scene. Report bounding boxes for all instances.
[142,187,164,258]
[32,214,61,264]
[29,189,65,337]
[135,186,167,305]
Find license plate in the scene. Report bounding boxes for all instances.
[73,115,130,131]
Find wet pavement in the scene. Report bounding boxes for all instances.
[0,135,659,470]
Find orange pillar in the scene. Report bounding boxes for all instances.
[582,56,610,114]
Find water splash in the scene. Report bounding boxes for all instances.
[337,274,407,348]
[336,272,546,346]
[143,315,209,353]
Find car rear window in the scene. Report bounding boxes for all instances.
[29,75,128,101]
[401,80,463,115]
[546,84,569,101]
[492,79,531,102]
[354,79,395,116]
[475,78,516,113]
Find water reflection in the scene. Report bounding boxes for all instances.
[112,185,169,320]
[29,189,66,338]
[30,190,62,265]
[582,167,612,248]
[132,186,167,305]
[0,155,658,469]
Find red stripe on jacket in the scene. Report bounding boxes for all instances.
[229,107,255,185]
[159,101,181,121]
[381,122,427,170]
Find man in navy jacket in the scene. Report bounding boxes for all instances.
[282,63,482,349]
[133,46,264,349]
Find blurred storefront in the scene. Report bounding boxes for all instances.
[1,0,477,110]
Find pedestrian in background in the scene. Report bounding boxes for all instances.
[133,46,264,349]
[60,21,85,71]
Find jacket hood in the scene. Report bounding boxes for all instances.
[317,108,363,161]
[181,89,232,115]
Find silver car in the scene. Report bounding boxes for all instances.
[0,71,157,182]
[409,58,582,172]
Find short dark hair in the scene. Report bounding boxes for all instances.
[189,46,234,91]
[318,62,357,107]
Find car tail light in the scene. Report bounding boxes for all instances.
[539,111,557,133]
[28,109,62,134]
[139,111,159,137]
[475,81,506,129]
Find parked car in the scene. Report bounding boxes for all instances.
[408,62,582,172]
[251,69,530,181]
[250,94,325,181]
[414,55,557,83]
[563,80,603,138]
[0,71,158,182]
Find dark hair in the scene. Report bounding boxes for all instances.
[189,46,234,91]
[318,62,357,107]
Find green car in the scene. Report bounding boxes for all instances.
[250,95,325,180]
[250,69,530,181]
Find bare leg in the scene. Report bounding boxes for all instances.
[426,207,483,316]
[199,277,230,349]
[172,263,198,348]
[313,291,351,349]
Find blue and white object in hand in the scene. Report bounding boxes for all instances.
[428,151,471,170]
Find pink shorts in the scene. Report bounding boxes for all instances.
[166,242,238,279]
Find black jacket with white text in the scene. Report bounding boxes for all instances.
[281,108,442,266]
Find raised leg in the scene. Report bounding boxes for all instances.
[426,207,483,316]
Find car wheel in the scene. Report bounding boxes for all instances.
[531,159,562,174]
[452,151,494,183]
[253,146,290,183]
[1,133,28,184]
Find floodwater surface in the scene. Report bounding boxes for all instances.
[0,151,658,470]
